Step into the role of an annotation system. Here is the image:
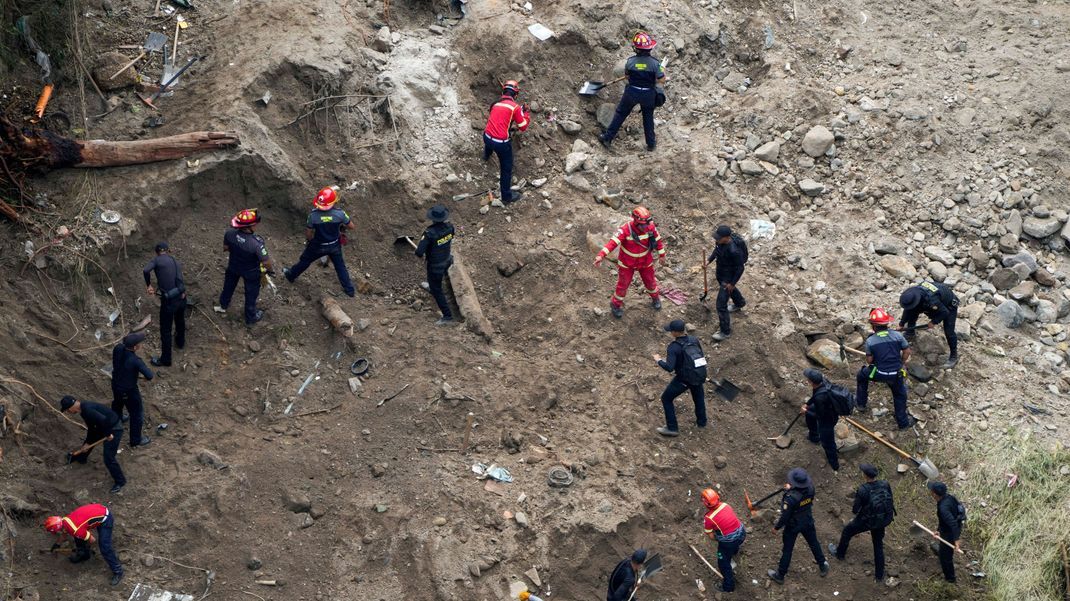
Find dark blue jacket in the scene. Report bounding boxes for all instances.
[606,558,636,601]
[901,282,957,327]
[306,207,351,247]
[936,495,963,541]
[775,486,816,531]
[805,382,838,424]
[624,53,665,88]
[224,228,270,275]
[80,401,121,444]
[111,344,153,391]
[415,222,455,272]
[143,254,185,294]
[864,329,909,373]
[709,237,747,284]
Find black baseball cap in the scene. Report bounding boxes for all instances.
[155,241,169,252]
[59,395,77,411]
[803,368,824,383]
[631,549,648,564]
[715,225,733,238]
[663,319,687,333]
[860,463,879,478]
[927,481,948,496]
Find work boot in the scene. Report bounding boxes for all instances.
[610,303,623,319]
[598,135,611,149]
[504,191,524,204]
[943,354,959,369]
[655,427,679,437]
[435,317,455,326]
[651,297,662,310]
[820,561,830,577]
[150,357,171,367]
[110,483,123,494]
[110,573,124,586]
[646,144,656,152]
[828,543,842,560]
[246,310,264,325]
[727,302,744,313]
[711,331,730,342]
[69,549,92,564]
[767,570,784,584]
[132,436,151,447]
[283,267,294,282]
[897,415,918,430]
[213,305,227,314]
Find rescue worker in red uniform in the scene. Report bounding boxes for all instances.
[44,503,123,586]
[483,80,530,204]
[702,489,746,592]
[594,206,665,318]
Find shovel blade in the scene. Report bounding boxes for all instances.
[917,457,939,480]
[774,434,793,449]
[715,379,740,401]
[577,81,605,95]
[145,32,167,52]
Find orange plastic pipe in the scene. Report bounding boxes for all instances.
[34,83,54,119]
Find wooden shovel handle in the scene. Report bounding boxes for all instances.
[844,417,912,460]
[110,51,146,80]
[71,436,109,456]
[689,544,723,578]
[912,521,964,554]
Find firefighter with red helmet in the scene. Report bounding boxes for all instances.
[215,208,275,325]
[599,31,668,151]
[283,186,356,297]
[702,489,746,592]
[594,206,665,318]
[483,80,530,204]
[857,308,914,429]
[44,503,123,586]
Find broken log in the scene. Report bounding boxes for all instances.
[320,296,354,337]
[447,252,493,342]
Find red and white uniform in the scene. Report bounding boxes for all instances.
[703,502,743,540]
[61,503,110,541]
[484,96,530,142]
[598,221,665,308]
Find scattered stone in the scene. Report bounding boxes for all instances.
[806,338,847,369]
[433,517,447,527]
[348,377,363,395]
[1034,269,1057,287]
[558,120,582,134]
[897,463,910,474]
[873,240,902,256]
[994,300,1025,328]
[880,255,918,279]
[370,463,387,478]
[247,557,262,570]
[754,141,781,162]
[738,160,764,175]
[468,563,482,578]
[564,152,588,174]
[801,125,835,158]
[357,318,371,331]
[196,449,226,469]
[525,567,542,588]
[798,178,825,196]
[901,106,930,121]
[1035,299,1058,323]
[595,188,624,209]
[990,268,1022,291]
[530,177,547,188]
[927,261,947,282]
[564,174,592,192]
[1022,216,1061,239]
[283,490,312,513]
[923,246,956,266]
[140,554,155,568]
[93,52,139,91]
[906,363,932,383]
[714,455,728,469]
[514,512,529,527]
[1002,251,1038,275]
[1008,281,1036,302]
[372,26,393,53]
[859,96,889,111]
[297,512,315,529]
[496,260,525,277]
[998,233,1020,254]
[374,503,389,513]
[1061,218,1070,246]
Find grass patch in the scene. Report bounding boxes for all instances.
[957,429,1070,601]
[914,576,963,601]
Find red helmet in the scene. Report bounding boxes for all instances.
[701,489,720,509]
[631,206,653,224]
[313,187,337,210]
[43,516,64,533]
[231,208,260,228]
[868,307,893,326]
[632,31,657,50]
[502,80,521,96]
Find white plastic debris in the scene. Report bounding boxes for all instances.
[528,23,554,40]
[749,219,776,240]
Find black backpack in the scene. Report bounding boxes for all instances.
[864,481,895,529]
[827,382,856,416]
[674,336,708,385]
[732,233,749,265]
[948,494,967,526]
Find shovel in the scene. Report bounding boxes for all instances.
[713,378,740,401]
[699,251,710,302]
[910,520,965,554]
[578,75,626,96]
[689,544,723,579]
[845,417,939,479]
[110,32,167,79]
[744,487,784,517]
[65,436,109,464]
[768,413,803,448]
[626,553,663,601]
[394,236,418,251]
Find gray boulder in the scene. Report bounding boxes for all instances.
[994,300,1025,328]
[802,126,835,157]
[1002,251,1037,275]
[754,141,781,162]
[924,246,956,266]
[799,178,825,196]
[1022,216,1061,239]
[990,268,1022,290]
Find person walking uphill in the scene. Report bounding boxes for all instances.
[652,319,707,437]
[606,549,647,601]
[899,281,960,368]
[111,331,153,449]
[768,468,829,584]
[856,307,915,429]
[44,503,123,585]
[415,204,455,325]
[706,225,747,342]
[143,241,186,367]
[829,464,895,583]
[928,481,965,583]
[483,80,530,204]
[61,396,126,493]
[594,206,665,318]
[701,489,746,592]
[215,208,276,325]
[599,31,667,151]
[802,368,839,472]
[283,186,356,297]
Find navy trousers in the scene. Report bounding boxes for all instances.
[603,85,657,149]
[806,414,839,470]
[836,518,885,581]
[856,366,910,428]
[715,283,745,335]
[427,266,452,319]
[483,134,515,202]
[219,269,261,324]
[777,523,826,576]
[158,297,186,364]
[73,426,125,486]
[661,377,707,431]
[111,387,145,446]
[717,529,746,591]
[287,244,355,296]
[73,513,122,575]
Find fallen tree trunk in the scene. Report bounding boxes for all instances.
[448,252,494,342]
[320,296,355,338]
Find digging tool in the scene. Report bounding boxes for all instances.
[910,520,965,554]
[45,543,74,556]
[768,413,803,448]
[578,75,626,96]
[131,315,152,333]
[744,487,784,516]
[110,32,167,80]
[688,544,723,579]
[845,417,939,479]
[394,236,418,250]
[700,251,709,302]
[138,56,201,109]
[65,436,109,464]
[713,378,740,401]
[625,553,663,601]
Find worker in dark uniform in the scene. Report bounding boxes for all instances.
[802,368,839,472]
[216,208,275,325]
[829,464,894,583]
[857,308,915,429]
[768,468,829,584]
[143,241,186,367]
[599,31,667,151]
[482,80,530,204]
[706,225,748,342]
[61,396,125,493]
[652,319,707,437]
[283,186,356,297]
[899,282,960,368]
[607,549,646,601]
[415,204,455,325]
[111,332,153,449]
[928,481,964,583]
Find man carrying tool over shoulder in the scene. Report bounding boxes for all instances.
[44,503,123,585]
[652,319,707,437]
[599,31,667,151]
[594,206,665,319]
[483,80,530,204]
[216,209,275,325]
[767,468,829,584]
[607,549,646,601]
[899,281,960,369]
[61,396,125,494]
[856,307,915,430]
[143,241,186,367]
[701,489,745,592]
[283,186,356,298]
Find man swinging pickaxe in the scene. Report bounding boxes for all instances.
[743,486,788,517]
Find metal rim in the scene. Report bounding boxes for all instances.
[101,210,121,224]
[350,358,370,376]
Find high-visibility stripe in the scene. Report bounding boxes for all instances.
[493,102,517,110]
[620,247,650,258]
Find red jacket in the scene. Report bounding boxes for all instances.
[61,503,110,541]
[703,502,743,538]
[484,96,530,141]
[598,221,665,269]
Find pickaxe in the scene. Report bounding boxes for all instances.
[743,487,784,517]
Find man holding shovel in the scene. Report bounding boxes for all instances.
[216,208,275,325]
[802,368,839,472]
[414,204,455,325]
[767,468,829,584]
[828,464,894,583]
[927,481,964,583]
[43,503,123,585]
[652,319,707,437]
[701,489,746,592]
[599,31,667,151]
[606,549,646,601]
[61,396,125,494]
[856,308,915,429]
